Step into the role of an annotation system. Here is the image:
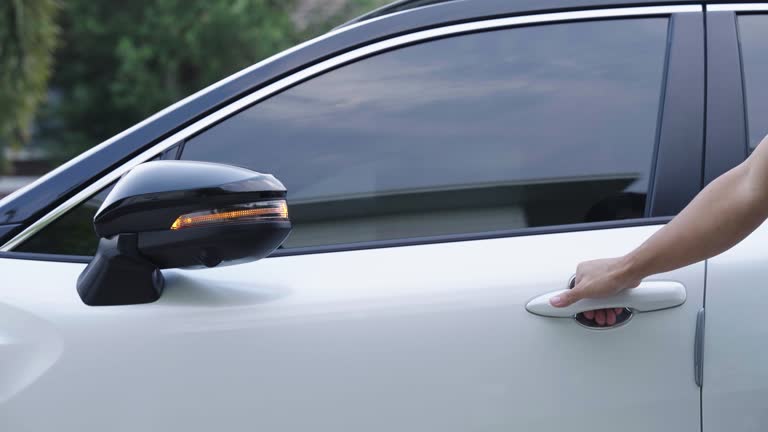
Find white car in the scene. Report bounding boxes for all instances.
[0,0,767,430]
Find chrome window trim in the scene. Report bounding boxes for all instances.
[708,3,768,12]
[0,4,702,252]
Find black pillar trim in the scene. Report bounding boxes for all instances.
[649,12,706,217]
[703,11,748,186]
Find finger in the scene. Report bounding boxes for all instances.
[614,308,623,315]
[595,309,606,326]
[583,310,595,320]
[550,288,584,307]
[606,309,617,326]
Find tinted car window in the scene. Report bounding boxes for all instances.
[180,19,669,249]
[18,18,669,256]
[739,15,768,150]
[16,184,114,256]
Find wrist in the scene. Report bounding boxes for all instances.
[616,253,645,286]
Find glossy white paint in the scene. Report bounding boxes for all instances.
[703,221,768,430]
[526,281,687,317]
[0,303,63,403]
[0,225,703,431]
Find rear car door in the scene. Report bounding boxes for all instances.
[702,4,768,430]
[0,6,706,431]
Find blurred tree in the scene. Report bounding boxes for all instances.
[0,0,58,172]
[39,0,300,162]
[36,0,390,164]
[297,0,389,36]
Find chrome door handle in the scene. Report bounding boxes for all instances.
[525,281,686,318]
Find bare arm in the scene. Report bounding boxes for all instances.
[551,133,768,307]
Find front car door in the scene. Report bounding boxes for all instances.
[0,5,706,431]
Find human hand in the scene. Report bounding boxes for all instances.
[579,308,626,326]
[549,257,641,310]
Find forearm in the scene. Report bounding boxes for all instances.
[620,160,768,280]
[551,136,768,308]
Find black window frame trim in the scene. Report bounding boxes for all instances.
[649,11,706,216]
[704,9,749,183]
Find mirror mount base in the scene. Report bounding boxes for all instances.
[77,233,165,306]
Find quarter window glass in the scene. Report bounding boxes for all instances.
[739,15,768,150]
[182,19,669,249]
[16,184,114,256]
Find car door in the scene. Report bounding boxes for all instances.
[0,6,706,431]
[702,4,768,431]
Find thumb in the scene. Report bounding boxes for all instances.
[550,287,584,307]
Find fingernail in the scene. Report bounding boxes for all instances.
[550,295,562,306]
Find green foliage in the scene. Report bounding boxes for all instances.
[0,0,58,171]
[17,0,390,166]
[299,0,389,37]
[40,0,301,162]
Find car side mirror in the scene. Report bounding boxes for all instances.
[76,160,292,306]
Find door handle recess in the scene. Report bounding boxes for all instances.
[525,281,686,318]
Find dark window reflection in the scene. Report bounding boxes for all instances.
[739,15,768,150]
[183,19,669,249]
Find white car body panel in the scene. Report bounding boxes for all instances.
[0,225,702,431]
[703,221,768,430]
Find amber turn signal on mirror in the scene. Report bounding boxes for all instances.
[170,200,289,230]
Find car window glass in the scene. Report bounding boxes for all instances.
[181,19,669,249]
[15,183,114,256]
[17,18,669,255]
[739,15,768,150]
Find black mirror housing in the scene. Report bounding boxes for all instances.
[77,161,292,306]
